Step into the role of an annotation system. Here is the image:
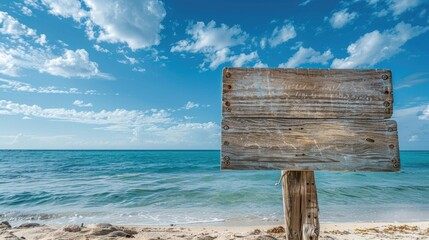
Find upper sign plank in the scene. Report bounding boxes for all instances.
[222,68,393,119]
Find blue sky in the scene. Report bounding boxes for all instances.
[0,0,428,150]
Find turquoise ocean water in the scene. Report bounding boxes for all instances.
[0,150,428,226]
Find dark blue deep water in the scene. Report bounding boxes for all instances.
[0,150,428,225]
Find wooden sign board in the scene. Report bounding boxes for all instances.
[221,68,400,172]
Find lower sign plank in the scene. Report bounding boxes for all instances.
[221,118,399,171]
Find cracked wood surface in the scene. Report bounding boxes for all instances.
[221,118,399,171]
[222,68,393,119]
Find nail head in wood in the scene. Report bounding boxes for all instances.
[223,141,229,146]
[225,72,231,78]
[389,144,395,149]
[223,125,229,130]
[225,107,231,112]
[223,156,230,161]
[384,101,390,107]
[382,74,389,80]
[225,101,231,106]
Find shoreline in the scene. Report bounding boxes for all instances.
[2,221,428,239]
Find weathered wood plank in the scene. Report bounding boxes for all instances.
[222,68,393,119]
[221,118,399,171]
[282,171,319,240]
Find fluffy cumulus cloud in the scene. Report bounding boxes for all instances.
[0,11,107,79]
[0,43,53,77]
[387,0,424,16]
[41,0,87,21]
[73,100,93,107]
[0,100,219,148]
[171,20,247,53]
[268,23,297,47]
[0,48,18,76]
[331,22,429,69]
[279,47,333,68]
[84,0,166,50]
[37,0,166,50]
[40,49,111,79]
[231,51,259,67]
[0,11,37,38]
[329,9,358,29]
[171,21,261,70]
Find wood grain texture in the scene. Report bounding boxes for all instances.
[282,171,319,240]
[222,68,393,119]
[221,118,399,171]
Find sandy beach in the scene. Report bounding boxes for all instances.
[1,221,429,240]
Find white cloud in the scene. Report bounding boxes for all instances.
[0,43,53,77]
[171,20,248,53]
[231,51,259,67]
[268,23,297,47]
[0,48,18,76]
[299,0,313,6]
[184,101,200,110]
[21,6,33,16]
[172,21,259,70]
[93,44,110,53]
[331,22,429,69]
[132,67,146,72]
[0,78,100,95]
[0,11,107,79]
[375,9,389,17]
[419,105,429,120]
[393,104,429,150]
[387,0,424,16]
[84,0,166,50]
[254,61,268,68]
[260,37,267,49]
[41,0,87,21]
[73,100,93,107]
[41,49,111,79]
[24,0,42,9]
[408,135,419,142]
[182,101,211,110]
[37,0,166,50]
[393,104,426,118]
[0,100,219,149]
[329,9,358,29]
[279,47,333,68]
[35,34,47,45]
[0,11,37,37]
[118,54,138,65]
[0,99,171,136]
[203,48,231,70]
[395,72,429,90]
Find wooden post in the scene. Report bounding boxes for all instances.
[282,170,319,240]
